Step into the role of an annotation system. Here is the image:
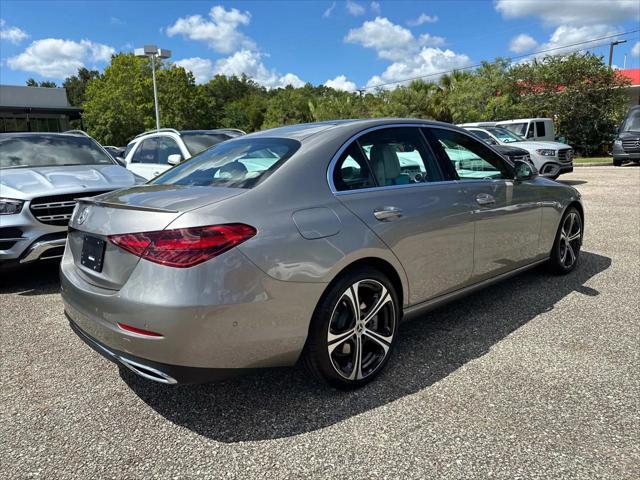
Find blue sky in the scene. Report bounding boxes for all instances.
[1,1,639,91]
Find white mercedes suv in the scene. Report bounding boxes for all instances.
[121,128,245,180]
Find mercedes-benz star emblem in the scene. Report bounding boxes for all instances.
[635,139,640,148]
[77,207,89,225]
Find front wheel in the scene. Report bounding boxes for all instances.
[613,158,623,167]
[302,267,399,389]
[549,207,583,274]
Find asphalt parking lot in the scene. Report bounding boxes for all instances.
[1,166,638,479]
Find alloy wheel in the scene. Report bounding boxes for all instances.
[327,279,396,381]
[559,211,582,268]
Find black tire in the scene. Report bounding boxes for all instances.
[302,266,399,389]
[613,158,623,167]
[549,206,583,275]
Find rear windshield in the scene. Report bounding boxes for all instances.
[0,134,114,169]
[151,137,300,189]
[182,132,232,155]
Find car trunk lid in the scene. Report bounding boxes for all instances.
[66,184,245,289]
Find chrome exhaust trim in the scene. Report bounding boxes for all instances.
[71,321,177,385]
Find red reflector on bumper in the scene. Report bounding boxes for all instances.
[117,322,163,338]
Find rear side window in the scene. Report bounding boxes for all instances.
[0,134,114,168]
[536,121,546,137]
[182,133,231,155]
[357,127,443,186]
[152,137,300,189]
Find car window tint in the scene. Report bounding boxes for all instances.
[157,136,182,164]
[357,127,442,186]
[333,143,375,191]
[427,128,510,181]
[131,138,158,164]
[151,138,300,189]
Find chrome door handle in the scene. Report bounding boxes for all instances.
[476,193,495,206]
[374,206,403,221]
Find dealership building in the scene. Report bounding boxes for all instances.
[0,85,82,133]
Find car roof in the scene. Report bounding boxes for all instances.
[244,118,455,142]
[0,131,94,139]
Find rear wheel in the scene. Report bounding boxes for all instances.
[303,267,399,389]
[549,207,583,274]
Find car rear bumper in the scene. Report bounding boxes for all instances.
[68,317,254,384]
[60,247,325,383]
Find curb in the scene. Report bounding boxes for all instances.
[573,162,612,167]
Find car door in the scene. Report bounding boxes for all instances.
[332,126,475,305]
[425,127,542,282]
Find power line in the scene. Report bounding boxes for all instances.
[358,29,640,91]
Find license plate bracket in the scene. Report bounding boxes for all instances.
[81,235,106,272]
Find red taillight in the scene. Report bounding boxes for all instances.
[117,322,163,338]
[108,223,256,268]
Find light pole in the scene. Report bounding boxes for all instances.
[608,40,626,68]
[135,45,171,131]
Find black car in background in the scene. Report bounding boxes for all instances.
[612,106,640,166]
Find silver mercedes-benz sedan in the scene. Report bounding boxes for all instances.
[61,119,584,389]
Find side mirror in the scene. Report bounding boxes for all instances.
[513,160,534,181]
[488,139,498,146]
[167,154,182,166]
[114,157,126,167]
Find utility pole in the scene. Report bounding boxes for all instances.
[608,40,627,68]
[134,45,172,131]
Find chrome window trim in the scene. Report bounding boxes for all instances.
[327,122,514,196]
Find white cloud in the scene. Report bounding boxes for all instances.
[632,41,640,58]
[323,2,336,18]
[0,19,29,44]
[346,17,444,61]
[509,33,538,53]
[166,5,255,54]
[495,0,639,26]
[535,24,621,58]
[7,38,114,78]
[365,47,471,89]
[324,75,357,91]
[407,13,438,26]
[370,2,381,14]
[213,49,304,89]
[175,57,213,83]
[346,1,365,16]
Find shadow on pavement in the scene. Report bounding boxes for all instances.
[123,250,611,443]
[0,261,60,296]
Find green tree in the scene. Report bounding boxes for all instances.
[83,53,204,145]
[509,53,630,155]
[63,68,101,106]
[26,78,57,87]
[261,86,314,129]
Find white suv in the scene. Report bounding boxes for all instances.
[122,128,245,180]
[462,125,573,179]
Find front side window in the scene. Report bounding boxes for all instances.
[427,128,510,180]
[0,134,114,168]
[157,136,182,164]
[357,127,442,186]
[152,137,300,189]
[131,138,158,164]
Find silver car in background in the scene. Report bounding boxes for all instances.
[61,119,584,389]
[0,132,140,269]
